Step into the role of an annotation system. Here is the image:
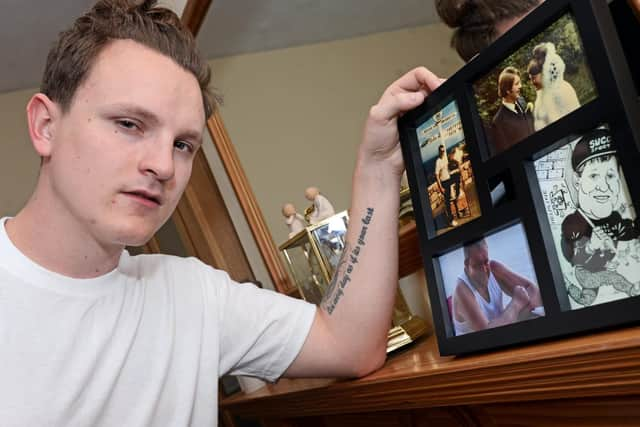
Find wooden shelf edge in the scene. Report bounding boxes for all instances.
[220,326,640,419]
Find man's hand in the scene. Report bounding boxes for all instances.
[511,285,530,312]
[359,67,444,179]
[490,260,541,311]
[586,230,615,254]
[524,282,543,310]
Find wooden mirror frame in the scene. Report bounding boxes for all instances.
[144,0,294,294]
[168,0,422,294]
[206,111,295,293]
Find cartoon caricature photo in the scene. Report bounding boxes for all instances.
[534,126,640,310]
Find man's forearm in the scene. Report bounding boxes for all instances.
[488,301,522,328]
[319,154,401,375]
[286,67,442,379]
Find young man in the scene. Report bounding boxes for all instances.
[452,239,542,336]
[0,1,442,425]
[490,66,535,154]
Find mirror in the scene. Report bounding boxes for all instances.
[196,1,464,252]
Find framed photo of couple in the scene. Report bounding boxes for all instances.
[399,0,640,356]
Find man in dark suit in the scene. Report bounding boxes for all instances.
[490,66,535,155]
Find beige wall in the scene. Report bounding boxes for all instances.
[209,23,463,247]
[0,88,39,217]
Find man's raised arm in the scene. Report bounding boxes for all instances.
[491,260,542,309]
[284,68,443,378]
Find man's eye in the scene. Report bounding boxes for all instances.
[117,119,139,130]
[175,140,193,153]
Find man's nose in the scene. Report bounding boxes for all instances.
[595,176,608,191]
[139,139,175,181]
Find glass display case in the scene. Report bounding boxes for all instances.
[280,210,430,352]
[279,211,349,304]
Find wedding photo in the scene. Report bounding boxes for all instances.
[473,12,598,157]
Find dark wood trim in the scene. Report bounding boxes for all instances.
[221,325,640,419]
[140,0,255,282]
[206,110,296,294]
[398,221,421,279]
[157,0,296,294]
[173,151,255,280]
[181,0,212,35]
[142,236,162,254]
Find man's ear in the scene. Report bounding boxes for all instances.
[26,93,60,158]
[572,172,580,190]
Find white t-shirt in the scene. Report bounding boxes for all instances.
[0,217,315,427]
[453,271,505,336]
[435,156,450,182]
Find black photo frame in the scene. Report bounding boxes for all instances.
[411,97,483,238]
[399,0,640,356]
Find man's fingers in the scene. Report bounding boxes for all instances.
[370,67,445,121]
[370,91,426,123]
[386,67,443,97]
[367,67,445,126]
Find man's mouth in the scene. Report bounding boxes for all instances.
[123,190,162,206]
[593,194,610,203]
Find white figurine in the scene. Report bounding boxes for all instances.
[282,203,307,238]
[304,186,335,225]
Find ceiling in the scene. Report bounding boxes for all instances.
[1,0,441,94]
[196,0,441,59]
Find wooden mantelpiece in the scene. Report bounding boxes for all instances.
[398,220,421,279]
[221,218,640,425]
[220,325,640,424]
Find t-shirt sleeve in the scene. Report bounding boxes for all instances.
[435,158,442,178]
[207,267,316,382]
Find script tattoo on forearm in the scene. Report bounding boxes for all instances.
[321,207,374,315]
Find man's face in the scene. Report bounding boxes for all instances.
[507,75,522,100]
[45,39,205,247]
[575,157,621,220]
[465,244,490,289]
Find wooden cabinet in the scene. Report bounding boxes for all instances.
[220,325,640,426]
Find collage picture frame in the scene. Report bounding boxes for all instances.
[399,0,640,356]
